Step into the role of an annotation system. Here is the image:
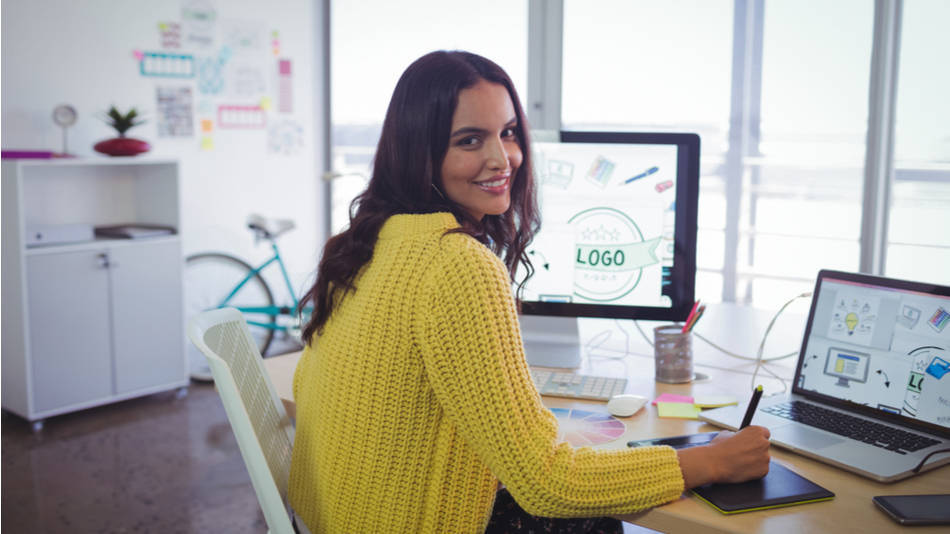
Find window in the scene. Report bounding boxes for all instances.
[329,0,528,233]
[746,0,874,305]
[886,0,950,284]
[562,0,904,308]
[325,1,949,300]
[562,0,735,303]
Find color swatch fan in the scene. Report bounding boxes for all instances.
[550,408,626,447]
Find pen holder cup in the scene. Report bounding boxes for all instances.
[654,324,693,384]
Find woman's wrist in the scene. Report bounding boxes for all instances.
[676,446,720,489]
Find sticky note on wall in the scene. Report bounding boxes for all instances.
[278,59,293,113]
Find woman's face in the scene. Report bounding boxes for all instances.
[440,80,523,221]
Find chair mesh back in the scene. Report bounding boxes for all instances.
[204,321,293,501]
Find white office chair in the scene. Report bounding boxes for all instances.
[187,308,297,534]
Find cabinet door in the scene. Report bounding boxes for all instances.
[109,240,186,394]
[26,250,114,413]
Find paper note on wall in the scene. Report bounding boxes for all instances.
[156,87,194,137]
[278,59,293,113]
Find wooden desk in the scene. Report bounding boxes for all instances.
[264,351,949,534]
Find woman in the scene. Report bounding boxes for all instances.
[289,50,770,534]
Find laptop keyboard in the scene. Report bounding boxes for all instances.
[762,401,940,454]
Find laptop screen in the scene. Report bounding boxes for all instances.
[795,272,950,434]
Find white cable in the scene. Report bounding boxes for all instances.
[693,331,798,362]
[633,321,800,362]
[750,292,813,393]
[583,329,612,356]
[615,319,630,356]
[584,321,630,360]
[633,320,654,347]
[629,292,813,393]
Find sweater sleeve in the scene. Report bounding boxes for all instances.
[413,235,685,517]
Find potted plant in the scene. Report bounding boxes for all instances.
[93,106,151,156]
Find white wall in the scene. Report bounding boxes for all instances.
[1,0,328,302]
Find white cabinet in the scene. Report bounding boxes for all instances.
[2,158,188,425]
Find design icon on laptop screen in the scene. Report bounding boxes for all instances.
[902,345,943,416]
[928,307,949,332]
[824,348,870,388]
[899,305,921,329]
[926,356,949,380]
[829,294,879,345]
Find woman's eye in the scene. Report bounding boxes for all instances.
[459,136,480,146]
[502,128,517,138]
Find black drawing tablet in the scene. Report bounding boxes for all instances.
[691,460,834,514]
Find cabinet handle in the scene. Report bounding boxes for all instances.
[98,253,111,269]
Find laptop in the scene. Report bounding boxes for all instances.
[700,270,950,482]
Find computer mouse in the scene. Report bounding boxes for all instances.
[606,394,648,417]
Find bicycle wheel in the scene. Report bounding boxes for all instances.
[185,253,276,379]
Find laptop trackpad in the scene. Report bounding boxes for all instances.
[772,425,844,450]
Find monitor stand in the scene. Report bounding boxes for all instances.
[518,314,581,368]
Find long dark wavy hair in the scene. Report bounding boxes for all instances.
[299,50,540,343]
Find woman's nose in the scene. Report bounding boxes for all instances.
[486,136,510,171]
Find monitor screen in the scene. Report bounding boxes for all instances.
[520,131,699,322]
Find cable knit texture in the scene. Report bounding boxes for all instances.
[288,212,685,533]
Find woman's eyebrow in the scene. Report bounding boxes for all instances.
[449,126,486,138]
[450,118,518,138]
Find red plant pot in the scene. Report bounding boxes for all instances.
[93,137,151,157]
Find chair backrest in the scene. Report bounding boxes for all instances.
[187,308,296,534]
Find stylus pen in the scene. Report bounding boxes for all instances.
[740,385,764,429]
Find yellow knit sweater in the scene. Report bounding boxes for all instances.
[288,212,684,533]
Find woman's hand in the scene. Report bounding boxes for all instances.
[676,426,771,489]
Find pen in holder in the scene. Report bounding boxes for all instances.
[654,324,694,383]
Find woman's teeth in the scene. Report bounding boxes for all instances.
[478,177,507,188]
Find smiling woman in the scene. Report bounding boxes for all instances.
[290,50,770,534]
[440,81,523,220]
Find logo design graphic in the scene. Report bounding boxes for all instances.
[568,207,660,302]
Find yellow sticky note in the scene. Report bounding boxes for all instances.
[260,96,273,111]
[159,23,168,31]
[693,395,738,408]
[657,402,701,419]
[200,136,214,151]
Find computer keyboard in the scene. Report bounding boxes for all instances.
[762,401,940,454]
[529,368,627,401]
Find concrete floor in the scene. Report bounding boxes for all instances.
[1,383,265,533]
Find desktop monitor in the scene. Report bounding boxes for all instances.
[519,131,700,367]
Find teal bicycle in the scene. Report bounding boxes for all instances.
[185,214,313,377]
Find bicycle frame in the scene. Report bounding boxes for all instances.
[216,240,313,331]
